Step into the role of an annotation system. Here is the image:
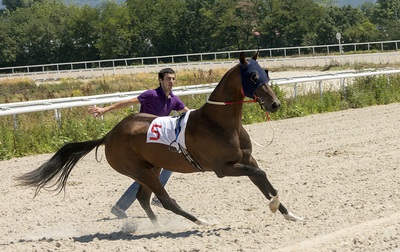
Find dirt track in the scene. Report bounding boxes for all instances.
[1,103,399,251]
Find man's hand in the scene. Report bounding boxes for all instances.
[88,106,106,117]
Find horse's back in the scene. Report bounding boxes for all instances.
[104,113,197,175]
[103,113,155,173]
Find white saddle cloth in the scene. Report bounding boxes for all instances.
[146,110,192,150]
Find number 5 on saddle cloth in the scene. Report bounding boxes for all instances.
[146,110,203,172]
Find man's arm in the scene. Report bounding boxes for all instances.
[178,106,190,113]
[88,97,139,117]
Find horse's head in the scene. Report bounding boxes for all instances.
[239,52,280,113]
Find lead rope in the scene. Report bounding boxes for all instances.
[250,112,275,148]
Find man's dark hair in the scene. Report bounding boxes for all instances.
[158,68,175,80]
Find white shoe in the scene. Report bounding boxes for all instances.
[111,205,128,219]
[151,197,163,207]
[283,211,305,222]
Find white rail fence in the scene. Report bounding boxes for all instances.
[1,40,399,78]
[1,52,400,82]
[1,69,400,129]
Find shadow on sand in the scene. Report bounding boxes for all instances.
[73,227,231,243]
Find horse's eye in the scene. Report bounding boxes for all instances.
[250,72,258,85]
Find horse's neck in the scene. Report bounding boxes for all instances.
[200,66,244,128]
[201,103,243,125]
[209,66,244,103]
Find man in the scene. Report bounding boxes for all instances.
[88,68,189,218]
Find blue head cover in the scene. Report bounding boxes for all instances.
[240,59,270,98]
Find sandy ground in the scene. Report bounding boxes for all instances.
[1,103,399,252]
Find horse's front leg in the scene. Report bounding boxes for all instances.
[218,162,304,222]
[232,163,280,213]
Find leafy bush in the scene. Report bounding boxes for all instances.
[346,75,400,108]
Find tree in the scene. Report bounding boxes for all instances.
[372,0,400,39]
[260,0,324,48]
[376,0,400,20]
[170,0,216,54]
[343,21,382,43]
[2,0,37,12]
[95,2,132,59]
[147,0,187,55]
[59,5,100,62]
[210,0,266,51]
[126,0,162,56]
[360,2,378,22]
[303,10,337,46]
[0,17,18,66]
[208,0,239,51]
[0,0,395,68]
[314,0,337,7]
[2,0,74,65]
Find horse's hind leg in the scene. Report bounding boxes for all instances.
[136,169,207,226]
[136,183,160,227]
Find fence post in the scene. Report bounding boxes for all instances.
[341,78,347,100]
[319,80,323,98]
[54,109,62,128]
[13,114,18,130]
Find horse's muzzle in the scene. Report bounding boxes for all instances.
[256,97,280,113]
[270,100,280,112]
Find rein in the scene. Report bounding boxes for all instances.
[250,112,275,148]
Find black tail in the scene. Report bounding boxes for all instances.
[17,138,105,197]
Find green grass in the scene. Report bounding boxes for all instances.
[0,70,400,160]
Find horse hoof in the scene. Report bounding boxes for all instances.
[195,218,209,226]
[283,211,305,222]
[269,196,280,213]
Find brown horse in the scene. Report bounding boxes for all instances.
[17,52,303,226]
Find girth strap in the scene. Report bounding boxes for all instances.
[179,145,204,172]
[170,112,204,172]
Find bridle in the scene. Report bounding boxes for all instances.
[206,99,256,106]
[205,59,275,148]
[206,59,270,111]
[206,95,267,112]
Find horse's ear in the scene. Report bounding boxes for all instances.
[239,52,246,65]
[252,50,259,60]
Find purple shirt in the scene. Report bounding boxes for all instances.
[137,86,185,116]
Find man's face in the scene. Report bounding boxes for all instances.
[160,73,176,93]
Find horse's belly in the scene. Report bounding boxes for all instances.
[142,143,199,173]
